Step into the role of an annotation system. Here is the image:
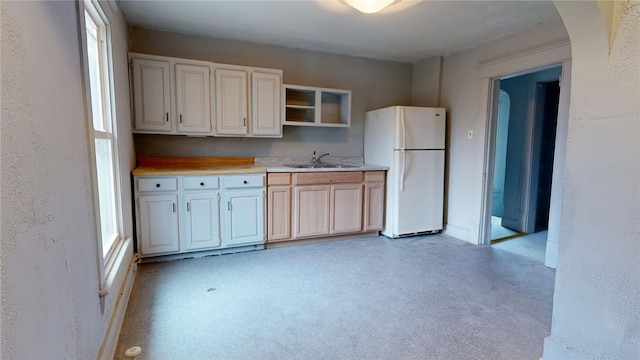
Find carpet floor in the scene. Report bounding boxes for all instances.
[115,234,555,360]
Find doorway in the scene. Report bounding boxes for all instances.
[488,66,562,262]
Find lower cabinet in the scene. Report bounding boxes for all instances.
[330,183,363,234]
[138,194,180,255]
[364,171,385,231]
[223,189,265,247]
[267,173,292,241]
[183,192,221,251]
[134,173,265,258]
[294,185,331,238]
[267,171,385,243]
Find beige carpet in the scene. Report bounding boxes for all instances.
[115,234,555,360]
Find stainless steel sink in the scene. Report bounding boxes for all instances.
[323,164,358,168]
[286,164,320,168]
[284,164,358,169]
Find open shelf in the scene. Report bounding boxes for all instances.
[286,88,315,107]
[283,84,351,127]
[285,107,315,124]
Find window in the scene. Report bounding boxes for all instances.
[83,1,122,262]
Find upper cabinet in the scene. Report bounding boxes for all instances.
[129,53,283,138]
[251,72,282,136]
[283,84,351,127]
[131,55,212,135]
[131,58,172,133]
[215,68,282,137]
[175,64,211,134]
[215,68,248,136]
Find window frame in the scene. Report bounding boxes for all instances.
[79,0,124,283]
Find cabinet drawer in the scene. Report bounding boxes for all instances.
[365,171,385,182]
[294,171,363,185]
[268,173,291,185]
[183,176,220,190]
[224,174,265,189]
[137,177,178,192]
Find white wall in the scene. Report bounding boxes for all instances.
[543,1,640,358]
[0,1,135,358]
[129,27,414,159]
[438,19,569,242]
[412,55,442,107]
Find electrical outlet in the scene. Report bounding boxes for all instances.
[467,129,474,139]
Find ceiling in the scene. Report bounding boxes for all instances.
[117,0,560,63]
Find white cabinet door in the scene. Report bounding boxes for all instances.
[215,69,248,136]
[293,185,331,238]
[222,189,264,246]
[183,192,221,251]
[251,72,281,137]
[330,184,363,234]
[138,194,179,255]
[176,64,211,134]
[132,59,172,132]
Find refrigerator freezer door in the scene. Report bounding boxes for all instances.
[391,149,445,236]
[393,107,445,150]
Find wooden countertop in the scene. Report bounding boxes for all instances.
[132,165,267,176]
[132,156,265,176]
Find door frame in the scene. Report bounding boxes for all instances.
[473,41,571,268]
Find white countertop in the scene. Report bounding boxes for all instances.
[132,157,388,176]
[265,164,388,173]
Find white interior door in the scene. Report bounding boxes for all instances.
[392,150,445,236]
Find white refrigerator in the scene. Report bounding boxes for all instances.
[364,106,446,238]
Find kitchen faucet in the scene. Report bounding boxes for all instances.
[311,150,331,165]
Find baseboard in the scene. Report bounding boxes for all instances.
[98,254,137,360]
[542,336,587,360]
[442,224,471,242]
[138,243,265,263]
[544,240,558,269]
[266,232,379,249]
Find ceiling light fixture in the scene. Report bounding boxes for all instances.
[343,0,399,14]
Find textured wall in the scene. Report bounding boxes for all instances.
[0,1,134,358]
[543,1,640,358]
[129,27,414,159]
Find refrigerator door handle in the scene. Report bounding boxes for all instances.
[400,107,407,150]
[400,149,406,191]
[400,108,406,191]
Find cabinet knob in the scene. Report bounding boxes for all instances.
[200,182,205,186]
[156,183,161,188]
[243,180,248,184]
